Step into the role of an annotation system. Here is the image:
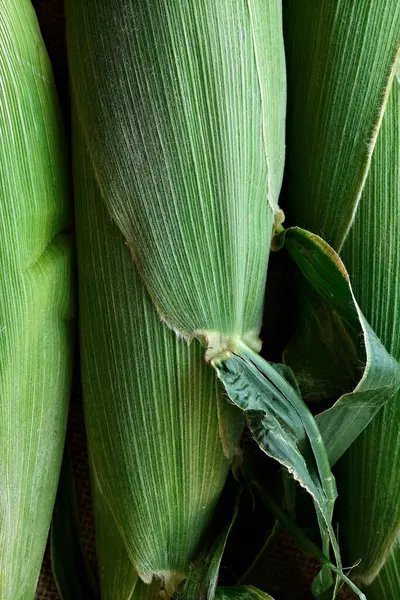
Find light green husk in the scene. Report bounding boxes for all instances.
[0,1,73,597]
[73,116,237,590]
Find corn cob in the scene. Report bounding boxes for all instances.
[73,115,236,591]
[66,2,359,593]
[0,1,73,597]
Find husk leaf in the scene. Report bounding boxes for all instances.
[73,112,235,587]
[336,66,400,583]
[66,0,285,342]
[0,1,73,596]
[283,0,400,250]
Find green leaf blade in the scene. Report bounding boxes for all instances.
[212,350,368,597]
[281,227,400,467]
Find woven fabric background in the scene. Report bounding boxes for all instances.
[31,2,354,599]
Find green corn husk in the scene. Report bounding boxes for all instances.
[283,0,400,250]
[73,117,237,590]
[367,539,400,599]
[283,0,400,586]
[0,1,73,597]
[337,67,400,584]
[91,462,138,599]
[66,0,286,349]
[67,0,287,591]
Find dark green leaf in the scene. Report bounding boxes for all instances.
[215,586,274,599]
[335,66,400,583]
[283,0,400,250]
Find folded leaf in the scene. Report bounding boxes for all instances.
[213,348,351,596]
[280,227,400,467]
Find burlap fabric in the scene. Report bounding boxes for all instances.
[31,2,353,599]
